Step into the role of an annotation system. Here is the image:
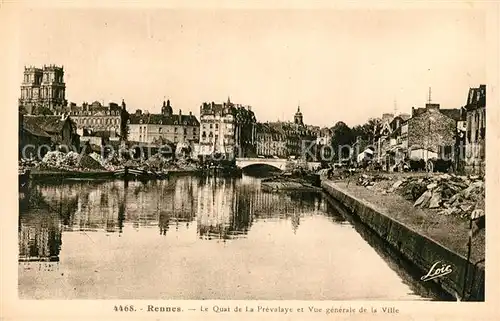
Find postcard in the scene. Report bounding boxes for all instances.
[1,1,498,320]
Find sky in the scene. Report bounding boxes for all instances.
[15,8,486,127]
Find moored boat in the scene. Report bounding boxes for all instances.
[113,167,168,181]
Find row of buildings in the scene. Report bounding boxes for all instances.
[18,65,326,160]
[355,85,486,174]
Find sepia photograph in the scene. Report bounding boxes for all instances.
[3,1,497,318]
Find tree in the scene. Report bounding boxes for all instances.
[330,121,354,161]
[351,118,381,145]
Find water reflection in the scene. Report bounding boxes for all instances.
[18,175,339,261]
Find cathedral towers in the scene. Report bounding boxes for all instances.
[19,65,67,114]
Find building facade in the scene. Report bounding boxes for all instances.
[19,65,67,114]
[463,85,486,174]
[128,100,199,146]
[255,122,288,158]
[198,99,237,158]
[407,103,457,161]
[373,102,461,171]
[62,100,129,141]
[316,127,332,146]
[254,106,317,160]
[21,115,80,154]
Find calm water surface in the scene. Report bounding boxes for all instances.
[19,175,437,300]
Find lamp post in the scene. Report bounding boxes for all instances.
[426,116,435,172]
[462,209,485,300]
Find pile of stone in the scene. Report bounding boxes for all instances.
[356,174,390,188]
[37,151,105,171]
[19,158,41,173]
[391,174,485,219]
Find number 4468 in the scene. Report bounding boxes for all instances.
[114,305,136,312]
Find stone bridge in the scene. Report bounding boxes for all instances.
[235,158,289,170]
[235,158,321,171]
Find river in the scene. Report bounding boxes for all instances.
[18,174,443,300]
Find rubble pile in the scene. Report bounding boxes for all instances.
[20,149,203,174]
[36,151,105,171]
[356,174,390,188]
[354,173,485,220]
[409,175,484,219]
[19,158,41,174]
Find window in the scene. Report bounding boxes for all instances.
[174,127,178,132]
[215,124,219,130]
[159,127,162,133]
[184,128,187,135]
[210,124,213,129]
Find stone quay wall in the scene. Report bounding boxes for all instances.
[321,180,485,301]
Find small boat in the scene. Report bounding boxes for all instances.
[113,167,168,181]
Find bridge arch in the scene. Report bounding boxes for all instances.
[239,163,284,171]
[235,158,289,171]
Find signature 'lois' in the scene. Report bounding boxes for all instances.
[421,261,453,282]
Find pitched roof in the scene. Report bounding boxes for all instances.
[200,102,233,116]
[22,119,52,138]
[465,85,486,111]
[129,113,199,126]
[399,114,411,121]
[412,107,426,118]
[23,116,68,135]
[440,108,463,121]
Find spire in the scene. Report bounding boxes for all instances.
[227,96,231,104]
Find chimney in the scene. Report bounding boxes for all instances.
[179,109,182,122]
[425,103,440,110]
[189,111,192,116]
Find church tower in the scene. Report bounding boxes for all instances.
[161,99,173,116]
[19,65,67,114]
[294,105,304,125]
